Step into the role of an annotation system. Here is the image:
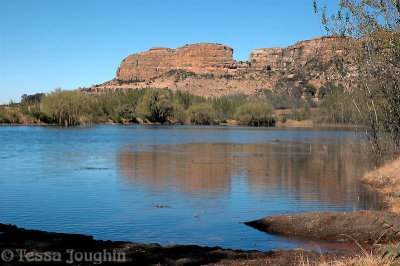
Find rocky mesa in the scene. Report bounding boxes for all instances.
[116,43,243,81]
[84,36,347,97]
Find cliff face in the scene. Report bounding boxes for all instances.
[248,36,345,71]
[86,36,347,97]
[116,43,243,82]
[117,47,174,81]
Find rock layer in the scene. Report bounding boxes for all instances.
[116,43,243,82]
[85,36,348,97]
[248,36,345,71]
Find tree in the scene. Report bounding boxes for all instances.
[187,103,215,125]
[305,84,317,97]
[136,88,174,123]
[314,0,400,154]
[234,102,275,127]
[41,89,95,126]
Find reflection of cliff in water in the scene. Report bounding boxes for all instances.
[118,143,235,194]
[118,142,379,209]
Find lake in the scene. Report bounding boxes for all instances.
[0,125,380,251]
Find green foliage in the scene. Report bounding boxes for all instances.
[211,93,247,120]
[117,104,137,122]
[98,89,144,122]
[372,215,400,263]
[171,102,187,124]
[41,89,99,125]
[187,103,216,125]
[4,85,367,127]
[136,88,175,123]
[305,84,317,97]
[383,242,400,263]
[174,90,205,109]
[292,86,304,98]
[21,93,45,104]
[314,0,400,153]
[234,102,275,127]
[262,89,305,109]
[317,82,355,124]
[0,105,22,124]
[0,105,12,123]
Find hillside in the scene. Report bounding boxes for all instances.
[81,36,348,97]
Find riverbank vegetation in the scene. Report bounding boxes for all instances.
[314,0,400,154]
[362,157,400,212]
[312,0,400,264]
[0,81,359,128]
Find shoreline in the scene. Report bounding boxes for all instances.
[242,156,400,265]
[245,210,400,244]
[361,157,400,213]
[0,223,357,265]
[0,121,360,129]
[1,128,396,265]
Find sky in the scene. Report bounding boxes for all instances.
[0,0,338,104]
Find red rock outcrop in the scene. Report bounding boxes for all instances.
[248,36,346,71]
[84,36,349,97]
[116,43,243,82]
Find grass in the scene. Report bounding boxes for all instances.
[298,158,400,265]
[299,243,399,266]
[362,157,400,213]
[300,252,392,266]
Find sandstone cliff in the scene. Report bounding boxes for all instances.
[84,36,347,97]
[116,43,243,82]
[248,36,345,71]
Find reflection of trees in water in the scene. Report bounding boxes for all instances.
[243,143,371,207]
[118,143,235,194]
[118,142,379,208]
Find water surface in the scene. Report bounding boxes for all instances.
[0,125,379,251]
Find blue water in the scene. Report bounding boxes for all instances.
[0,125,378,251]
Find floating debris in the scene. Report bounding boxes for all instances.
[81,167,109,170]
[155,205,171,208]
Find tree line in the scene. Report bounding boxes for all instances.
[0,88,275,126]
[0,83,357,127]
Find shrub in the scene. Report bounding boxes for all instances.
[171,101,187,124]
[136,89,174,123]
[211,93,247,121]
[305,84,317,97]
[187,103,215,125]
[234,102,275,126]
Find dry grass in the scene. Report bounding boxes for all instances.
[275,119,314,127]
[362,157,400,213]
[299,249,398,266]
[312,157,400,266]
[317,253,390,266]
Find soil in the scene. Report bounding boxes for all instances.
[245,210,400,243]
[0,223,355,266]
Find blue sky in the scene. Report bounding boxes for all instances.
[0,0,337,104]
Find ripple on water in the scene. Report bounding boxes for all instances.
[0,125,379,251]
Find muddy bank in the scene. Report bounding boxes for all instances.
[0,223,355,266]
[245,210,400,243]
